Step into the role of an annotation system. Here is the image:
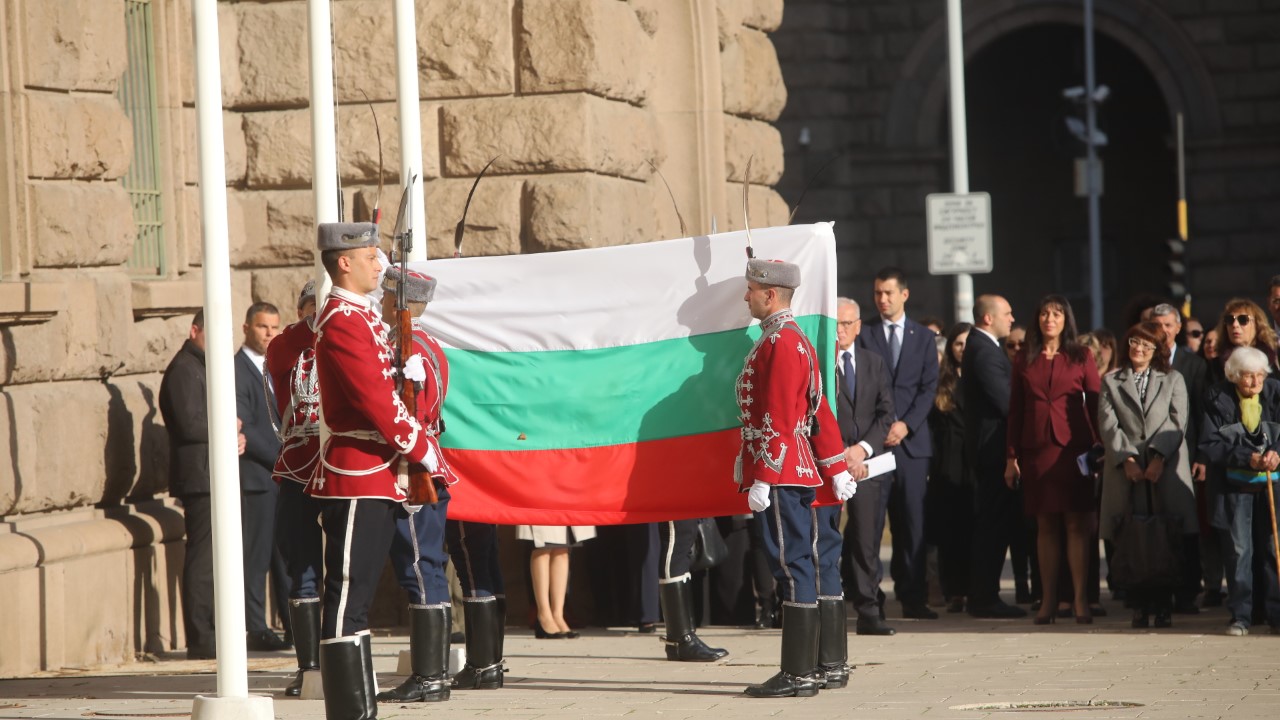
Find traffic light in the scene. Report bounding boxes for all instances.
[1165,238,1187,302]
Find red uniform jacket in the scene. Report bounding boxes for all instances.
[390,319,457,486]
[736,309,848,489]
[1007,348,1101,457]
[309,287,431,500]
[266,318,320,487]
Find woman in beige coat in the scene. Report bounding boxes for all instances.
[516,525,596,638]
[1098,322,1197,629]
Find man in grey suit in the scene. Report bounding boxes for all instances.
[964,294,1028,618]
[234,301,290,651]
[834,298,897,635]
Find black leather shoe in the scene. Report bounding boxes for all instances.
[1131,610,1150,629]
[819,662,851,690]
[1153,613,1173,628]
[247,630,290,652]
[855,617,896,636]
[637,622,657,634]
[745,671,820,698]
[377,673,450,703]
[902,603,938,620]
[967,601,1028,619]
[754,606,776,630]
[665,633,728,661]
[450,631,465,644]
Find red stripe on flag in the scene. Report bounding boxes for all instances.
[444,430,756,525]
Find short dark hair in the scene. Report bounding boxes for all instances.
[321,249,348,278]
[874,266,908,289]
[1270,275,1280,291]
[918,315,944,332]
[192,309,204,329]
[245,302,280,324]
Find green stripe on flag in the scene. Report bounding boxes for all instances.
[440,314,836,451]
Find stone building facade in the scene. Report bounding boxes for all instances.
[774,0,1280,327]
[0,0,789,677]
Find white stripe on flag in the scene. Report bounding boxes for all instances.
[408,223,838,353]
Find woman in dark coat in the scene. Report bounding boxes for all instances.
[1199,346,1280,635]
[927,322,972,613]
[1006,295,1101,624]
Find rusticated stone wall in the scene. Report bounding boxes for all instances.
[0,0,791,676]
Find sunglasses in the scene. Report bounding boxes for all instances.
[1224,314,1252,327]
[1186,329,1203,339]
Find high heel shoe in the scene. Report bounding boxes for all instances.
[534,620,568,639]
[1033,613,1056,625]
[1074,603,1093,624]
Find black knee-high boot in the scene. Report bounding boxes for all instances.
[376,605,450,702]
[286,598,321,697]
[817,598,851,689]
[450,599,504,689]
[745,603,820,698]
[660,578,728,661]
[319,633,377,720]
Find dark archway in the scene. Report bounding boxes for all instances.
[962,24,1176,329]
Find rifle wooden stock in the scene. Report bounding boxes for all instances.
[399,308,438,505]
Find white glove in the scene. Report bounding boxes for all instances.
[402,502,423,515]
[832,471,856,502]
[422,443,440,474]
[748,480,772,513]
[403,353,427,383]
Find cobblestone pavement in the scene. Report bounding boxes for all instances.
[1,601,1277,719]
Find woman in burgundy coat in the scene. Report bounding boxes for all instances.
[1006,295,1102,624]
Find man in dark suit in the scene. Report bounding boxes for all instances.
[1152,302,1213,612]
[835,298,896,634]
[160,310,247,659]
[857,267,939,619]
[234,301,290,651]
[963,294,1028,618]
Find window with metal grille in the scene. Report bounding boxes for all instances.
[118,0,165,276]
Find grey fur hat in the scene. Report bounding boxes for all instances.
[297,279,316,306]
[745,258,801,289]
[382,266,437,303]
[317,222,379,252]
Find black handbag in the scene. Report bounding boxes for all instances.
[1109,481,1182,592]
[689,517,729,572]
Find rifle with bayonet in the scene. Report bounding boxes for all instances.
[391,173,438,506]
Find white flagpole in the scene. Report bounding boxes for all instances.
[393,0,428,261]
[308,0,340,299]
[190,2,273,717]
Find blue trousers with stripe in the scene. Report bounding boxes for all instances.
[389,483,451,606]
[754,485,819,606]
[814,503,845,599]
[446,520,505,600]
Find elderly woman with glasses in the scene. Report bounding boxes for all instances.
[1098,322,1197,629]
[1200,346,1280,636]
[1210,299,1279,383]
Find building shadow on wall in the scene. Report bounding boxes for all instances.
[102,379,182,655]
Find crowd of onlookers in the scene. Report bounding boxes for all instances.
[832,274,1280,636]
[161,271,1280,651]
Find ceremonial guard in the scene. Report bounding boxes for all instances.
[445,518,507,689]
[657,521,729,661]
[265,280,323,697]
[736,258,855,699]
[375,267,458,704]
[309,222,437,720]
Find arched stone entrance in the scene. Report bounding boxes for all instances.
[880,1,1221,327]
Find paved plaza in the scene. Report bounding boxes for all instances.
[1,602,1277,720]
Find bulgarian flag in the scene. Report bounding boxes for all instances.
[410,223,839,525]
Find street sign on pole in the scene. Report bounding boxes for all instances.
[926,192,993,275]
